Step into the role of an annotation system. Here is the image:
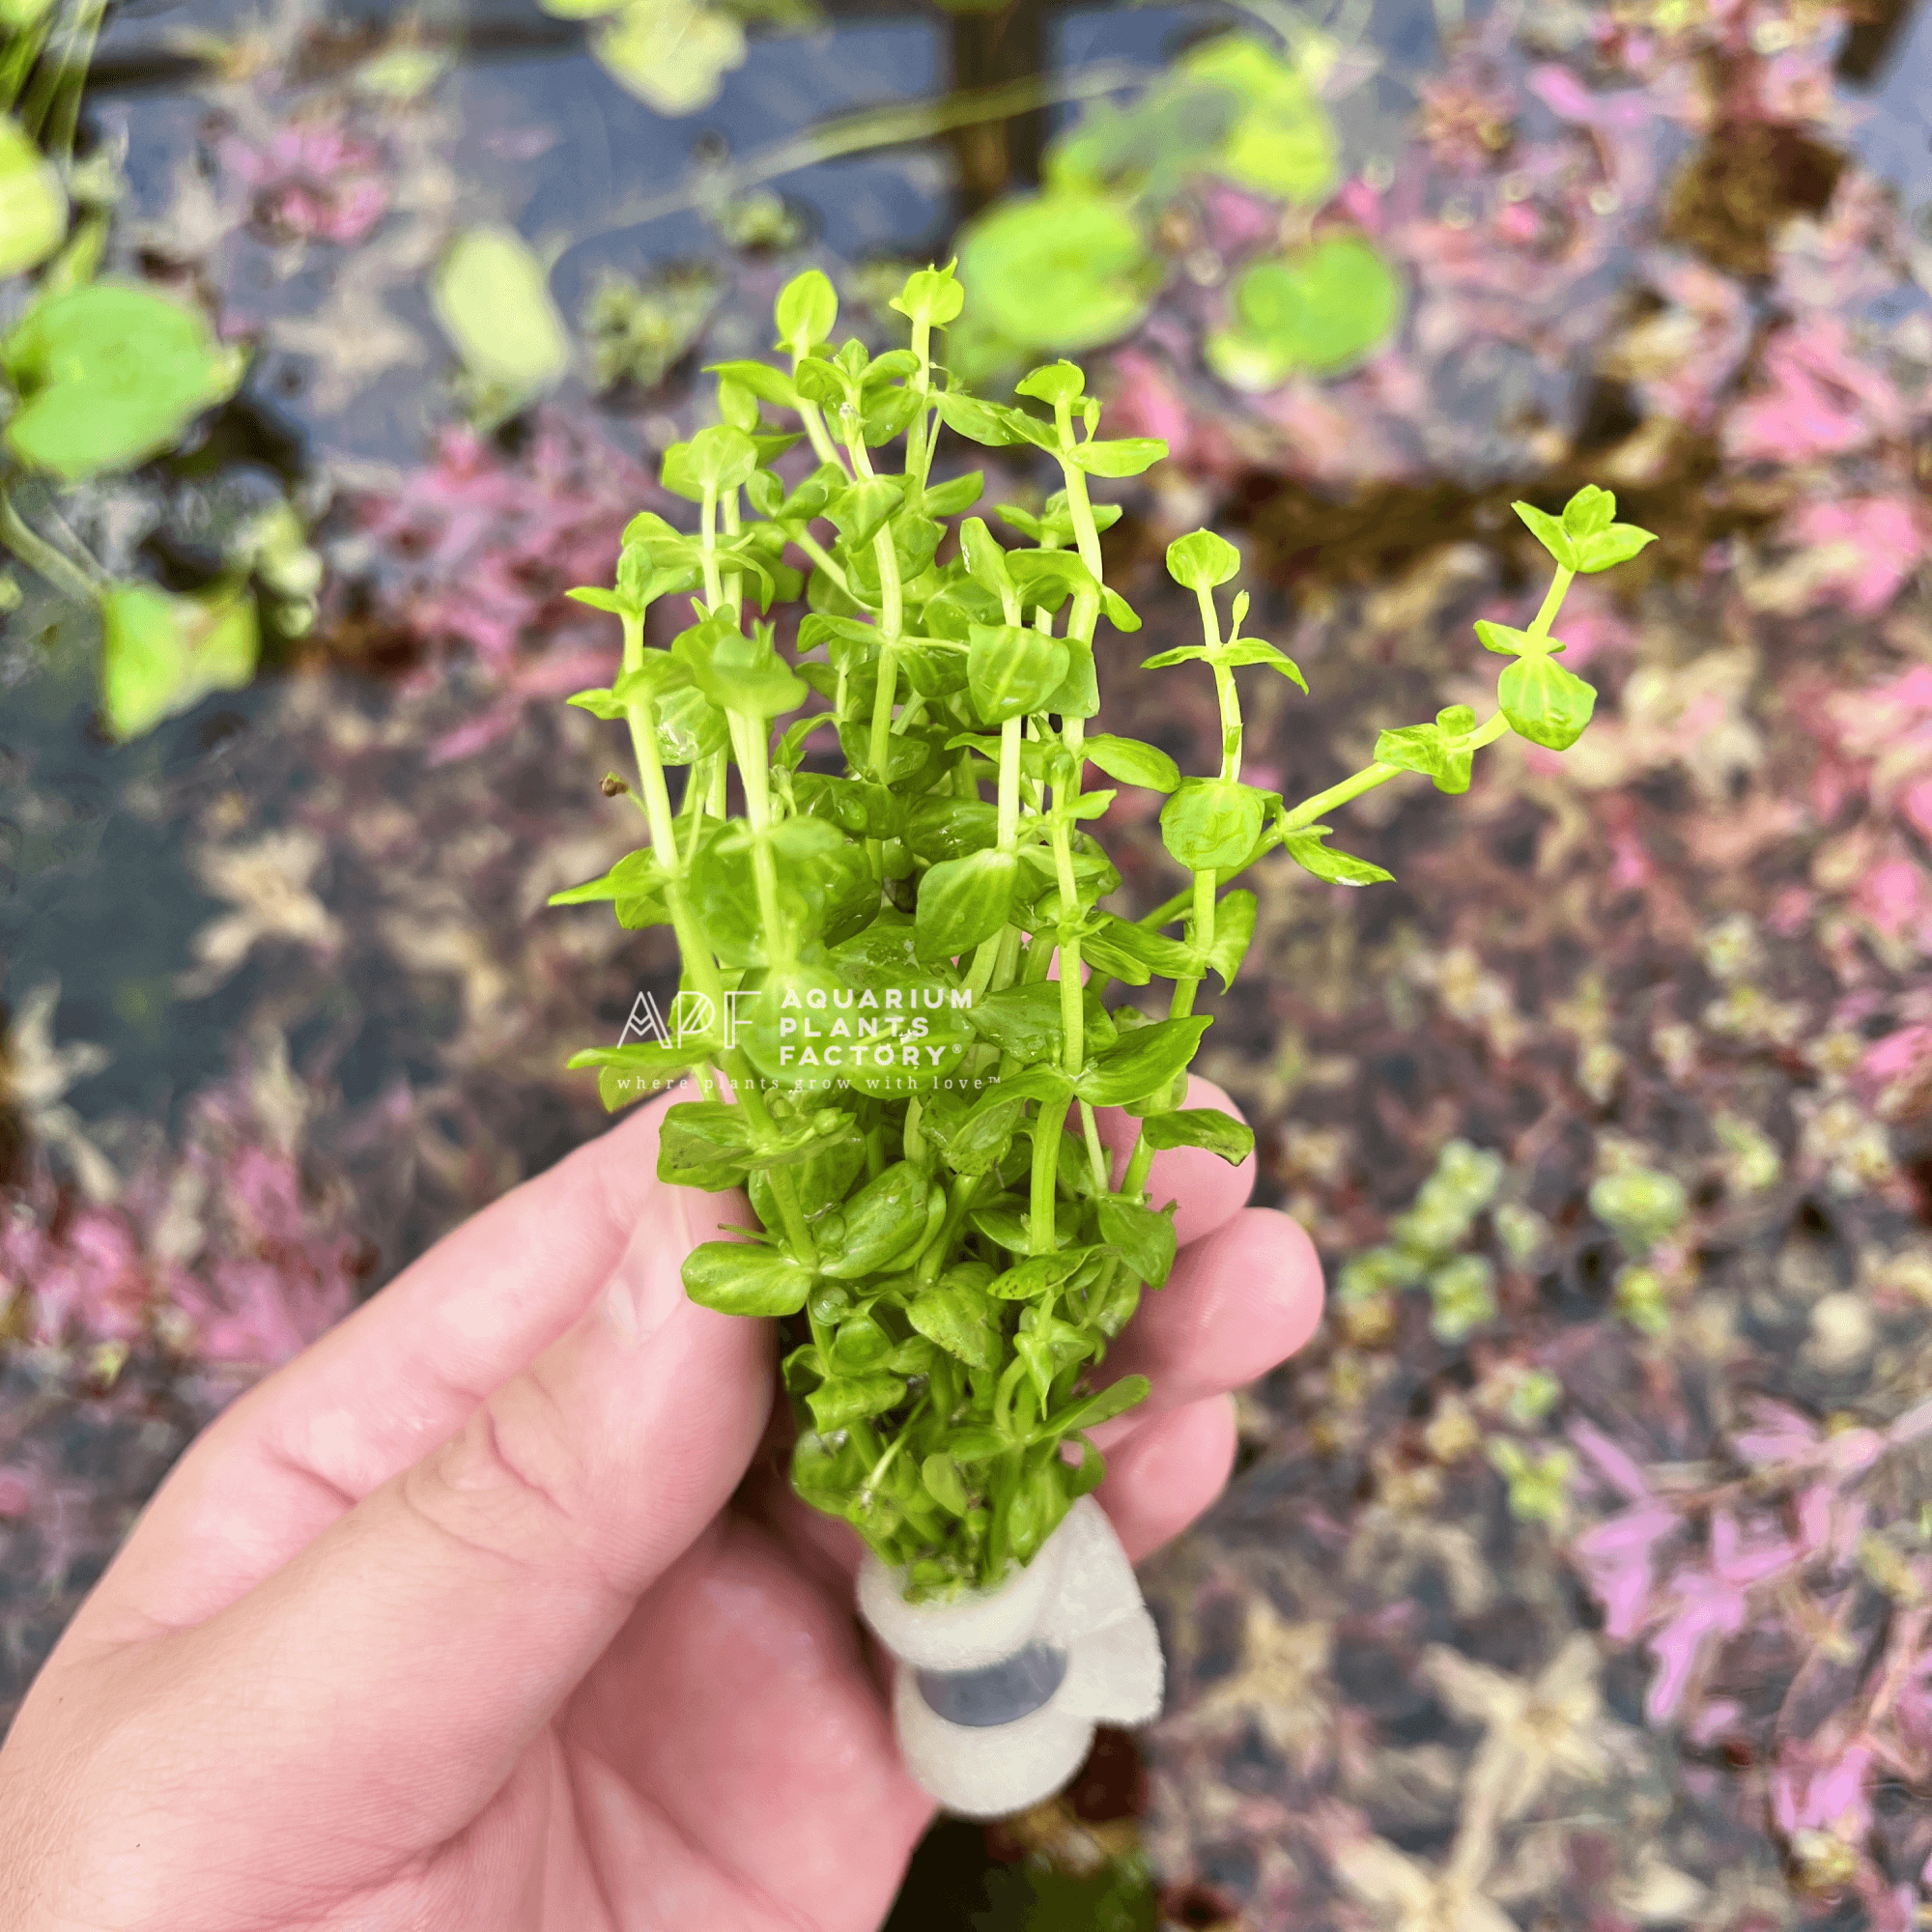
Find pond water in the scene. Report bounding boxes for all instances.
[4,0,1932,1924]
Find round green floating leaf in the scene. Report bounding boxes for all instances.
[596,0,746,115]
[1179,33,1339,203]
[957,193,1156,355]
[432,226,570,400]
[2,282,243,482]
[100,582,259,741]
[0,113,66,277]
[1206,233,1402,391]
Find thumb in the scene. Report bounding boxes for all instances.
[107,1167,773,1868]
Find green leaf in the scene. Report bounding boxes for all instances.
[955,192,1156,354]
[1142,1108,1255,1165]
[921,470,983,517]
[1513,500,1577,570]
[1215,638,1306,690]
[972,1195,1081,1253]
[2,282,242,482]
[0,113,67,276]
[1082,733,1179,794]
[1375,704,1477,794]
[1096,1197,1177,1287]
[818,1161,934,1279]
[664,427,763,504]
[656,1101,754,1189]
[824,475,904,549]
[1042,1374,1150,1438]
[1206,889,1258,988]
[547,846,668,908]
[1205,233,1401,390]
[673,614,807,717]
[432,226,570,401]
[1181,33,1337,201]
[792,355,849,408]
[931,388,1024,447]
[775,269,838,353]
[830,1310,895,1371]
[1077,1016,1212,1107]
[966,622,1068,724]
[965,982,1066,1062]
[1498,654,1598,751]
[565,588,626,618]
[1069,436,1167,477]
[594,0,745,115]
[922,1452,971,1515]
[890,261,965,327]
[916,847,1019,961]
[652,682,729,765]
[1280,824,1394,888]
[1577,524,1658,573]
[1080,913,1195,984]
[1561,484,1616,539]
[1014,1307,1094,1407]
[1098,585,1143,634]
[681,1241,814,1318]
[1160,779,1265,872]
[1014,360,1088,407]
[99,583,259,741]
[1005,1453,1073,1562]
[696,820,872,968]
[902,798,998,864]
[1044,636,1100,720]
[945,1427,1010,1464]
[906,1265,1004,1370]
[956,516,1014,598]
[570,1037,721,1111]
[1165,529,1240,591]
[703,357,798,409]
[1472,619,1560,657]
[931,1092,1023,1176]
[807,1372,908,1431]
[990,1249,1096,1300]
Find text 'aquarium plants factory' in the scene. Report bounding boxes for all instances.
[555,262,1653,1816]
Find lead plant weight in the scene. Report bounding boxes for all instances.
[554,263,1655,1814]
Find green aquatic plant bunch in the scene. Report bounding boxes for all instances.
[556,261,1655,1599]
[0,14,318,739]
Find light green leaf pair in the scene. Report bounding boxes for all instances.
[4,282,243,482]
[99,583,259,741]
[1514,486,1658,575]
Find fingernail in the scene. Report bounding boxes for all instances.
[602,1184,694,1348]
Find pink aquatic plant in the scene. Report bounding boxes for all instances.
[1774,497,1926,618]
[1722,318,1909,465]
[0,1048,360,1368]
[223,124,391,245]
[348,420,672,758]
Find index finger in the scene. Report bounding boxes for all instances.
[82,1088,735,1636]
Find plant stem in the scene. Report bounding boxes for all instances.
[1527,566,1574,640]
[997,716,1021,849]
[1029,1093,1071,1254]
[698,484,724,611]
[0,489,103,607]
[792,527,856,603]
[728,711,789,964]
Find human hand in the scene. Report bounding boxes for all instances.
[0,1079,1321,1932]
